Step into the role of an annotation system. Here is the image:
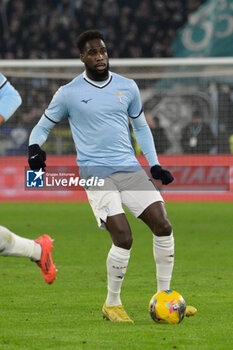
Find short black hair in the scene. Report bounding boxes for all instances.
[76,30,106,53]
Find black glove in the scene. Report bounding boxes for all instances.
[150,165,174,185]
[28,144,46,170]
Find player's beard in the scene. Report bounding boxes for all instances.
[86,62,109,81]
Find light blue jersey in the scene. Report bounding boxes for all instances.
[0,73,22,122]
[30,71,159,177]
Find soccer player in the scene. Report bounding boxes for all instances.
[0,73,56,284]
[28,30,197,320]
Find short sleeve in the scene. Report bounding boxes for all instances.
[128,80,143,118]
[44,87,68,123]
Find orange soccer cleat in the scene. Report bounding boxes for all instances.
[34,234,56,284]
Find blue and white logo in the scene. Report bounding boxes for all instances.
[26,169,45,188]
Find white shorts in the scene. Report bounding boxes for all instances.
[85,169,164,229]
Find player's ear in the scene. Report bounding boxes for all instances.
[80,54,84,63]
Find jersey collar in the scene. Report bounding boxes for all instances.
[82,71,112,88]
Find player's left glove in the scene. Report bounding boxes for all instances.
[28,144,46,170]
[150,165,174,185]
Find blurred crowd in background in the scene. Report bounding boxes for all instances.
[0,0,205,59]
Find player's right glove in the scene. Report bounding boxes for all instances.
[28,144,46,170]
[150,165,174,185]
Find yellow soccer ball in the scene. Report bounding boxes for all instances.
[149,290,186,324]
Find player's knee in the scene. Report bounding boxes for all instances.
[155,219,172,237]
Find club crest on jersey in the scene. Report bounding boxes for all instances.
[113,92,124,103]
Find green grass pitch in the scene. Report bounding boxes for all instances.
[0,202,232,350]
